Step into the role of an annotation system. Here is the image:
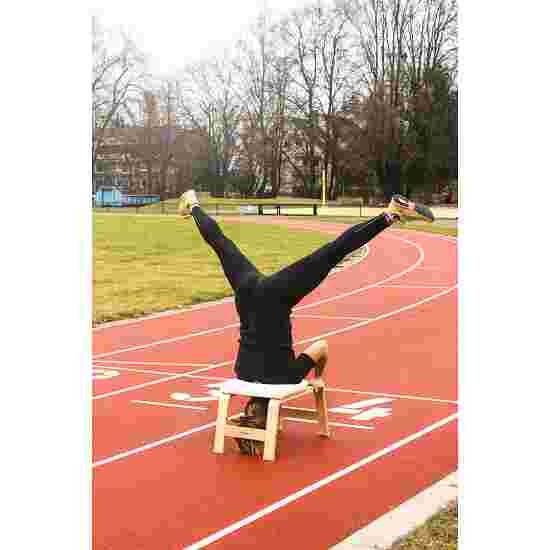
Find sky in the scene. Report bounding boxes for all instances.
[92,1,319,77]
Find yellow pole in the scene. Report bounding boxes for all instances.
[322,170,326,206]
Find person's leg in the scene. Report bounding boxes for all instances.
[258,212,394,307]
[189,204,260,292]
[301,340,328,378]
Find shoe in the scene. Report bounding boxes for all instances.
[233,398,268,456]
[177,190,200,217]
[234,437,264,457]
[386,195,435,223]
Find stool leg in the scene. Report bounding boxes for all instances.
[314,386,330,437]
[263,399,281,461]
[213,393,231,454]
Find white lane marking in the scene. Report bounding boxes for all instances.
[93,365,182,376]
[92,414,241,468]
[93,373,188,400]
[92,234,424,360]
[131,400,207,411]
[92,369,120,380]
[326,388,458,404]
[184,374,229,381]
[171,392,191,401]
[92,323,240,359]
[350,407,392,421]
[284,418,374,430]
[329,398,394,413]
[377,285,452,289]
[180,414,458,550]
[291,314,372,321]
[92,297,236,332]
[93,360,212,367]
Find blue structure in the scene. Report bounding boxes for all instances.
[126,194,161,206]
[94,186,160,207]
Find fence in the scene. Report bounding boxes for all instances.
[92,201,459,220]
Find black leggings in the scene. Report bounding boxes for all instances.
[190,207,392,307]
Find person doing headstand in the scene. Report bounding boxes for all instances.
[178,190,434,454]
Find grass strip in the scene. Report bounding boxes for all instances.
[390,500,458,550]
[93,213,332,325]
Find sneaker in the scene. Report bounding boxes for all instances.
[177,190,200,217]
[233,398,268,456]
[234,437,264,457]
[387,195,435,223]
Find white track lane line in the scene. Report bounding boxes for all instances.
[291,314,372,321]
[93,360,212,367]
[284,418,374,430]
[180,413,458,550]
[92,323,240,359]
[377,285,452,289]
[92,233,425,360]
[93,373,189,400]
[327,387,458,404]
[92,414,241,468]
[131,400,207,411]
[93,365,182,376]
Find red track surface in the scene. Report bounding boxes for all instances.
[93,219,458,550]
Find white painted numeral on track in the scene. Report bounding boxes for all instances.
[329,398,394,411]
[329,398,394,422]
[350,407,392,421]
[170,389,220,403]
[92,368,120,380]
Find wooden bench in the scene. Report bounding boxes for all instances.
[213,378,330,461]
[256,203,319,216]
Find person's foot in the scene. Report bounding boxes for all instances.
[177,190,200,217]
[386,195,435,223]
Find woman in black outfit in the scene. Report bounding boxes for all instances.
[178,190,434,454]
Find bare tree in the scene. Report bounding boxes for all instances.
[279,3,325,197]
[179,54,242,195]
[92,15,147,190]
[233,10,293,197]
[338,0,457,195]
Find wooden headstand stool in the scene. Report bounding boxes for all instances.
[213,377,330,461]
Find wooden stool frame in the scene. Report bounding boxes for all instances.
[213,378,330,461]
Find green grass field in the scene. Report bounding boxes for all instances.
[93,213,333,324]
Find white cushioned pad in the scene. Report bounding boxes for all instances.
[220,378,309,399]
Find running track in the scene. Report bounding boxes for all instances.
[92,218,458,550]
